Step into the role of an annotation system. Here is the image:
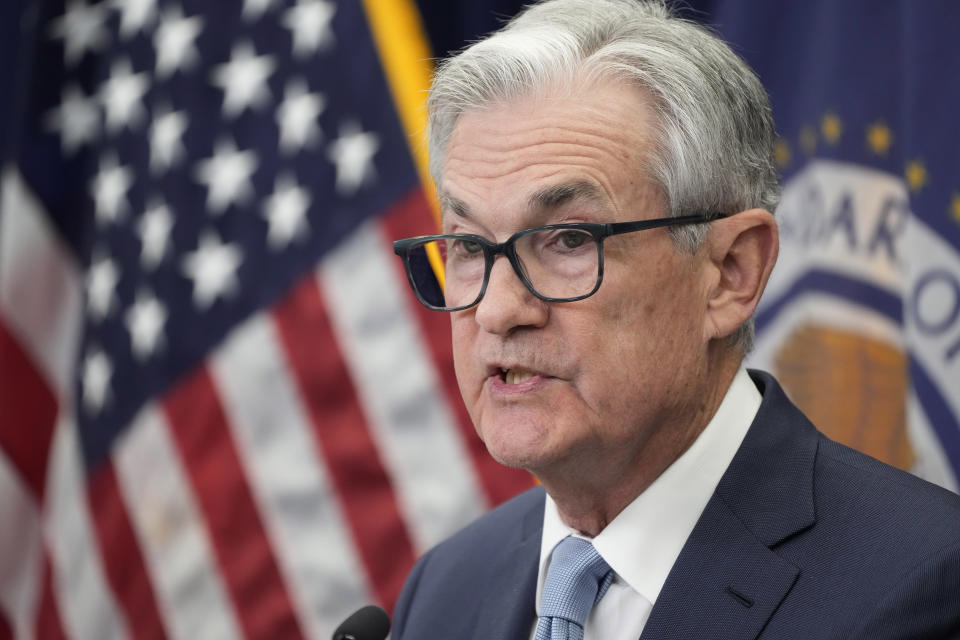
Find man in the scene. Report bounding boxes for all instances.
[390,0,960,638]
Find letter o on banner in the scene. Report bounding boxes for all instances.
[911,269,960,336]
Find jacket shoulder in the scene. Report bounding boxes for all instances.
[392,486,544,638]
[814,433,960,546]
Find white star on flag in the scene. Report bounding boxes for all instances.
[139,199,174,269]
[276,80,325,154]
[48,0,110,67]
[86,252,120,320]
[82,348,113,414]
[125,289,168,360]
[282,0,337,58]
[112,0,158,39]
[263,174,312,249]
[154,6,204,78]
[44,84,101,154]
[100,58,149,132]
[242,0,279,22]
[194,138,259,214]
[328,121,380,196]
[180,231,244,310]
[91,155,134,223]
[150,106,189,173]
[210,41,276,118]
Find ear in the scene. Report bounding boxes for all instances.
[702,209,779,342]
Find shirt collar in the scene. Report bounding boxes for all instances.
[536,367,762,607]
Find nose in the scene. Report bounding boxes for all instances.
[473,255,548,335]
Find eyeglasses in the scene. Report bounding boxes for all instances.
[393,213,726,312]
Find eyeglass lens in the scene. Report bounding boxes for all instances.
[406,228,600,309]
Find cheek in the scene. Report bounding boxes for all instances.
[558,316,641,413]
[588,270,704,402]
[450,317,481,397]
[612,260,702,341]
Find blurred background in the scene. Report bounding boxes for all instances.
[1,0,957,638]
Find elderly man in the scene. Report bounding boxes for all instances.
[389,0,960,638]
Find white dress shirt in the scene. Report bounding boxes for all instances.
[529,368,762,640]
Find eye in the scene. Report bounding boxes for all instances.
[539,229,591,253]
[557,230,589,249]
[451,237,484,255]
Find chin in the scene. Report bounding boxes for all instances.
[479,418,555,471]
[486,449,533,470]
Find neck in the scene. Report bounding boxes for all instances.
[541,351,742,537]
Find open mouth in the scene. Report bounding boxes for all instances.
[499,368,538,385]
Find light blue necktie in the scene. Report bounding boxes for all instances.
[534,536,614,640]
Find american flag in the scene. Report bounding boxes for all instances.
[0,0,533,637]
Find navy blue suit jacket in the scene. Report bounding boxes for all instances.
[393,371,960,639]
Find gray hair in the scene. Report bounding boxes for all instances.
[427,0,779,351]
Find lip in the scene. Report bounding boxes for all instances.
[484,365,554,396]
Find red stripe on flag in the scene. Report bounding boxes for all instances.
[87,461,168,640]
[272,274,416,612]
[163,368,305,640]
[0,317,58,501]
[380,189,536,506]
[35,551,66,640]
[0,607,11,640]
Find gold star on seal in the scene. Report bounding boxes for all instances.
[800,125,817,156]
[774,138,792,169]
[951,193,960,223]
[905,160,928,192]
[821,112,843,146]
[867,122,892,156]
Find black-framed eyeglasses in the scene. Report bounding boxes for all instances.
[393,213,726,312]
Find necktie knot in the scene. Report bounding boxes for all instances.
[535,537,613,640]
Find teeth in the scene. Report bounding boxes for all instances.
[503,369,535,385]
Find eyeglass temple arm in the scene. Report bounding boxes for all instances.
[604,212,728,237]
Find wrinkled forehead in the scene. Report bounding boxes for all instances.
[437,80,665,225]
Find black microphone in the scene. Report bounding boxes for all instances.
[332,605,391,640]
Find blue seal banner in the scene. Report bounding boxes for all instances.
[702,2,960,491]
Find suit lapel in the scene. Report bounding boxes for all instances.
[639,498,799,639]
[472,492,543,640]
[641,371,819,640]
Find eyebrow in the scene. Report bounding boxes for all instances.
[527,181,602,211]
[438,191,471,220]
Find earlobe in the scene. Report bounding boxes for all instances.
[704,209,779,341]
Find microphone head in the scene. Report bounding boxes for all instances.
[332,605,391,640]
